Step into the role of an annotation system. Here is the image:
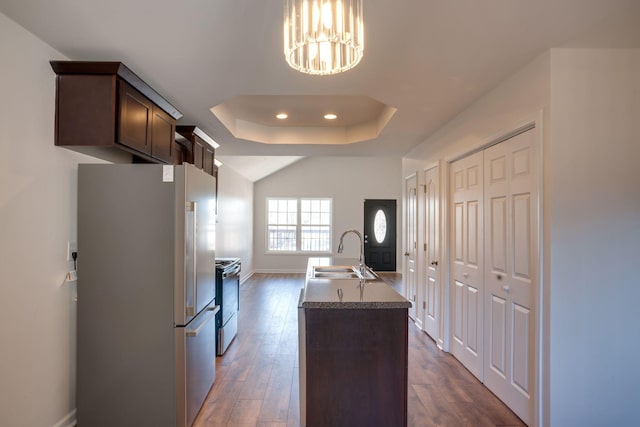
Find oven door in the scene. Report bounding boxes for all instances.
[221,265,240,324]
[217,264,240,355]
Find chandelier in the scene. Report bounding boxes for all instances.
[284,0,364,75]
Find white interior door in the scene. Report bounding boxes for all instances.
[450,152,484,380]
[423,166,440,341]
[483,129,537,424]
[405,174,418,320]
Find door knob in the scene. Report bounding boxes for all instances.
[502,285,510,293]
[430,260,438,266]
[463,273,468,278]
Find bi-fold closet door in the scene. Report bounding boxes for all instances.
[450,151,485,378]
[450,128,538,425]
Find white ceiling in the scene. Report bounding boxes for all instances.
[1,0,638,180]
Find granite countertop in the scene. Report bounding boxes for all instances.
[300,257,411,309]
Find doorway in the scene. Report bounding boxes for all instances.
[422,166,440,342]
[403,174,418,320]
[363,199,397,271]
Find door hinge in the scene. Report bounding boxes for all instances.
[423,301,426,310]
[424,243,427,251]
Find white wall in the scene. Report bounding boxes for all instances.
[253,156,402,272]
[216,164,254,281]
[549,48,640,426]
[403,51,551,165]
[0,13,106,427]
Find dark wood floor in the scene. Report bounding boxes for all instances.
[194,273,525,427]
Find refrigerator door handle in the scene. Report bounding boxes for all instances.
[186,201,197,317]
[186,305,219,337]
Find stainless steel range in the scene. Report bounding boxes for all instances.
[215,257,240,355]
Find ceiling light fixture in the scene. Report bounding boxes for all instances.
[284,0,364,75]
[276,113,288,119]
[324,113,337,120]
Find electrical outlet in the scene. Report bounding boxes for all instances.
[67,241,77,261]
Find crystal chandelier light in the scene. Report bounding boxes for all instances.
[284,0,364,75]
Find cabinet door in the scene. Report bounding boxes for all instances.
[151,106,176,163]
[55,74,116,147]
[173,143,185,165]
[203,146,215,175]
[118,81,152,155]
[192,139,204,169]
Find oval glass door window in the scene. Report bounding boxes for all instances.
[374,209,387,243]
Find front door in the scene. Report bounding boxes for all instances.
[364,199,397,271]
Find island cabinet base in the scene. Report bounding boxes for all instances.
[302,308,408,427]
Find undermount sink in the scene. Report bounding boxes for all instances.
[314,272,360,279]
[311,265,378,280]
[313,266,355,273]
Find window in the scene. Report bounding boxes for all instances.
[267,198,332,252]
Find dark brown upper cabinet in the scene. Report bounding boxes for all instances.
[50,61,182,164]
[175,126,218,176]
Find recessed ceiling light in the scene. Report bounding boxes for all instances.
[276,113,288,119]
[324,113,337,120]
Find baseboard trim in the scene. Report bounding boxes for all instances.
[240,270,254,284]
[52,409,76,427]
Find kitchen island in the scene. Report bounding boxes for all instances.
[298,257,411,427]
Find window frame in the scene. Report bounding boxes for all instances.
[266,197,333,254]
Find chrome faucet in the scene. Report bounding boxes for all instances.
[337,229,365,275]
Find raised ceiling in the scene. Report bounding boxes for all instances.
[212,95,396,145]
[0,0,638,180]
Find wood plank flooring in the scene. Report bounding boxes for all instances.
[194,273,526,427]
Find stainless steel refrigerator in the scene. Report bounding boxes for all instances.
[77,163,218,427]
